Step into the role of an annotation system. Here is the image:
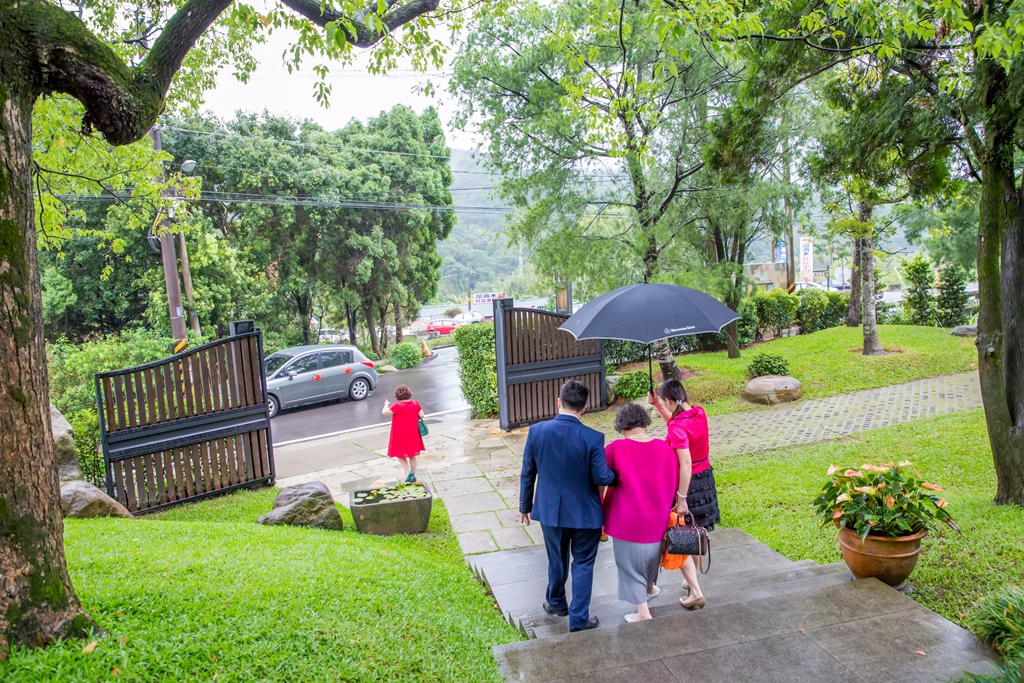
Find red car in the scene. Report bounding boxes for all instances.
[425,318,459,338]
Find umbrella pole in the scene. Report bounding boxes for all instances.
[648,344,654,396]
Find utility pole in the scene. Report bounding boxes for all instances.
[467,264,473,312]
[149,127,188,347]
[178,233,201,336]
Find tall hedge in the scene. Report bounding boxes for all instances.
[796,290,849,334]
[751,289,800,338]
[452,323,499,418]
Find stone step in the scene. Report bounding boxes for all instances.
[525,562,853,639]
[493,578,999,683]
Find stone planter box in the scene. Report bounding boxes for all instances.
[351,483,433,536]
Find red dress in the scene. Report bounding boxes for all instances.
[387,400,424,459]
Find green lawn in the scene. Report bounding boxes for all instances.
[0,491,519,682]
[716,409,1024,628]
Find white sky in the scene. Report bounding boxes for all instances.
[200,24,479,149]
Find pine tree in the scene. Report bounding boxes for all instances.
[902,255,937,326]
[937,264,970,328]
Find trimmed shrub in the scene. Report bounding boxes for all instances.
[937,263,971,328]
[605,337,699,368]
[751,289,799,338]
[358,346,380,362]
[747,353,790,378]
[390,342,423,370]
[452,323,498,418]
[903,255,937,326]
[444,306,463,318]
[796,290,850,334]
[614,370,654,402]
[427,336,455,351]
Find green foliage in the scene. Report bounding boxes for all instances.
[715,411,1024,634]
[812,462,956,540]
[605,338,699,367]
[427,336,455,351]
[444,307,463,318]
[937,263,971,328]
[796,289,849,334]
[751,290,800,338]
[389,341,424,370]
[0,490,518,680]
[736,300,760,346]
[614,370,654,402]
[903,255,937,326]
[900,184,980,275]
[747,353,790,378]
[358,346,380,362]
[47,331,173,417]
[452,323,498,418]
[69,410,104,487]
[969,587,1024,664]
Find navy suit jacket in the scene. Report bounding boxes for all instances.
[519,414,616,529]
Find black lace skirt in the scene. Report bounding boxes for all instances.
[687,468,720,530]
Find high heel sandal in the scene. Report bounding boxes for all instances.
[679,594,706,610]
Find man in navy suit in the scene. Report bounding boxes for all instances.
[519,379,616,632]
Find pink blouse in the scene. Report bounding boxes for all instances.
[602,438,679,543]
[666,406,711,475]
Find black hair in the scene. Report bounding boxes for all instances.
[559,379,589,412]
[657,379,688,418]
[614,402,651,433]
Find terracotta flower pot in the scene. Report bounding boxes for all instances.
[837,526,926,590]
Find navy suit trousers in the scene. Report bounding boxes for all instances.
[541,524,603,630]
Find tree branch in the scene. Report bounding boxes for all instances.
[279,0,440,49]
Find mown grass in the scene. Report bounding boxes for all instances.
[0,490,519,682]
[715,410,1023,630]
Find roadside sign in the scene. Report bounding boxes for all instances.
[473,292,506,304]
[776,240,787,263]
[799,237,814,282]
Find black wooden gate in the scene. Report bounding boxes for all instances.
[494,298,606,431]
[95,330,275,514]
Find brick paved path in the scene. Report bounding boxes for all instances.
[277,372,982,555]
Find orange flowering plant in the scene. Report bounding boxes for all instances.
[812,462,959,541]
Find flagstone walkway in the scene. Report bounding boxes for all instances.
[276,371,982,555]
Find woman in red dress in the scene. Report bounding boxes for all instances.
[382,384,425,482]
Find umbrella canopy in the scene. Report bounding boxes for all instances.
[559,283,740,344]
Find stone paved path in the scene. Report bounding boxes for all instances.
[277,372,982,555]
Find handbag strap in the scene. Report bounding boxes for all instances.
[697,527,711,575]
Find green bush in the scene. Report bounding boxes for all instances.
[389,342,423,370]
[444,306,463,318]
[736,300,759,345]
[452,323,498,418]
[613,370,653,402]
[796,290,850,335]
[937,263,971,328]
[964,587,1024,683]
[427,336,456,351]
[903,255,937,326]
[751,289,800,338]
[69,409,104,487]
[48,330,173,417]
[747,352,790,378]
[358,346,380,362]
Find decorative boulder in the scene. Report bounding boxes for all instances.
[257,482,344,531]
[51,405,83,482]
[378,365,399,373]
[742,376,804,405]
[60,481,133,519]
[950,325,977,338]
[605,376,619,404]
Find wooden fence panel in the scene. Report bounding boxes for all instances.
[494,299,606,431]
[97,331,275,514]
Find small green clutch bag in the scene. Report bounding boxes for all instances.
[418,418,429,437]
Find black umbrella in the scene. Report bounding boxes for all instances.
[558,283,741,392]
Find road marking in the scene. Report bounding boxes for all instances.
[272,406,471,447]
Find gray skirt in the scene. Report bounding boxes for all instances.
[612,538,663,606]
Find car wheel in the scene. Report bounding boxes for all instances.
[349,377,371,401]
[267,394,280,418]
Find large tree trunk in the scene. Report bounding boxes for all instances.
[394,305,404,344]
[652,338,681,382]
[847,237,862,327]
[364,301,381,358]
[0,74,93,659]
[977,58,1024,505]
[345,301,358,347]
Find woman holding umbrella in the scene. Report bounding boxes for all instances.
[650,378,720,610]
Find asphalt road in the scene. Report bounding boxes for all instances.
[268,346,469,445]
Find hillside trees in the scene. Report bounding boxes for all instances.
[1,0,454,658]
[451,0,739,379]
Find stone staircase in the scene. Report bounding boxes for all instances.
[469,528,999,682]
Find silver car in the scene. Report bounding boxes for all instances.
[263,345,378,418]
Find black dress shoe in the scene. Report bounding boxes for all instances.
[570,616,600,632]
[543,602,569,617]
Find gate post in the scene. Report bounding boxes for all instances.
[494,297,514,431]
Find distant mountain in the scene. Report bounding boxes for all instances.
[435,149,530,303]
